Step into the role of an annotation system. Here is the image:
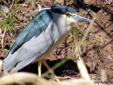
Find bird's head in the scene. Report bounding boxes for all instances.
[51,6,91,23]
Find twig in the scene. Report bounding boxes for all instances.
[92,51,95,67]
[9,0,14,11]
[0,72,99,85]
[77,59,91,80]
[101,69,107,85]
[80,16,96,46]
[22,7,51,19]
[0,60,3,73]
[0,27,6,49]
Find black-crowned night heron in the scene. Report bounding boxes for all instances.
[3,6,91,77]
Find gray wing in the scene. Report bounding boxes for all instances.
[11,10,53,54]
[3,10,54,71]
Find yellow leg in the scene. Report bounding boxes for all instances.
[38,61,42,77]
[42,59,74,81]
[42,59,60,81]
[42,59,55,76]
[38,60,73,81]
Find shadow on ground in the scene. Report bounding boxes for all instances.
[20,59,79,77]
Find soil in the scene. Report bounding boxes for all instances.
[0,0,113,83]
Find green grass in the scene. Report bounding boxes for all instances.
[65,27,81,43]
[71,27,81,36]
[0,6,20,32]
[0,5,21,50]
[3,44,13,52]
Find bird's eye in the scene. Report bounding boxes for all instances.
[66,13,70,17]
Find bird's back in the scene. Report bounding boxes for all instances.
[3,9,53,71]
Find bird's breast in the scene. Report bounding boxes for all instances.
[36,29,71,61]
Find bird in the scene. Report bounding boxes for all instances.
[3,6,91,77]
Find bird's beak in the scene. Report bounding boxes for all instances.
[73,14,91,22]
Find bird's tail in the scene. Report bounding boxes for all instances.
[3,53,17,71]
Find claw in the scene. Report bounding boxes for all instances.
[53,76,74,81]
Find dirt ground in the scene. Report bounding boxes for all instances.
[0,0,113,83]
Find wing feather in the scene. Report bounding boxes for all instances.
[3,10,54,71]
[11,10,53,54]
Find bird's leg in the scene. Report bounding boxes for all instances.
[42,59,60,81]
[42,59,55,76]
[38,61,42,77]
[42,59,74,81]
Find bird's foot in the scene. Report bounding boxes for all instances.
[10,68,18,73]
[53,75,74,81]
[3,68,18,75]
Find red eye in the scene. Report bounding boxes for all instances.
[66,13,70,17]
